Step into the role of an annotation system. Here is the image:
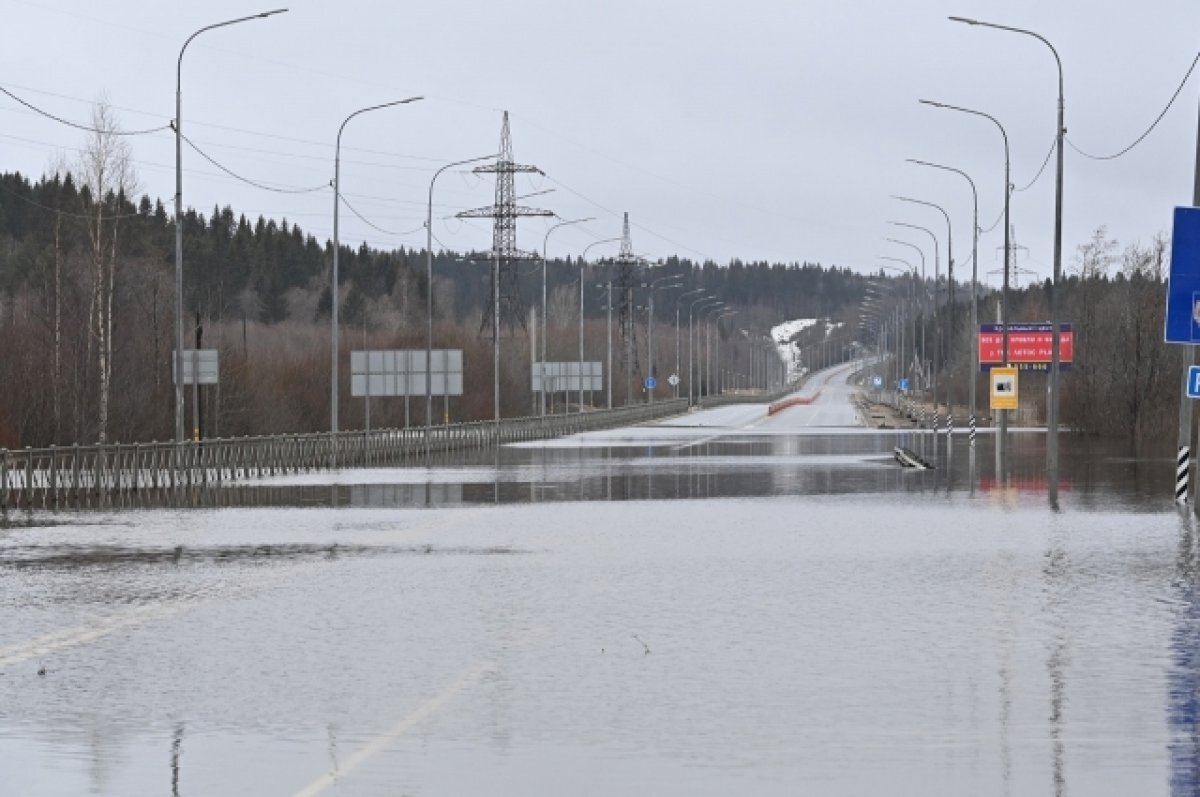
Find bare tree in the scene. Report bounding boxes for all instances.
[77,101,138,443]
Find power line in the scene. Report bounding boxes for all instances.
[336,191,424,238]
[180,131,328,195]
[1068,50,1200,161]
[1014,137,1056,193]
[0,83,169,136]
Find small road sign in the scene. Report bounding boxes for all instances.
[872,375,882,388]
[1188,366,1200,398]
[990,366,1019,410]
[644,376,657,390]
[898,378,910,392]
[667,373,680,387]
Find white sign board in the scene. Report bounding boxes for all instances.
[532,361,603,392]
[351,350,464,397]
[173,349,219,385]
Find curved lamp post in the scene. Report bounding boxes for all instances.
[646,275,682,404]
[175,8,288,444]
[920,98,1012,478]
[690,296,720,404]
[426,153,495,439]
[908,159,980,464]
[894,196,954,458]
[951,16,1065,502]
[331,96,423,454]
[579,238,621,411]
[676,288,706,398]
[538,217,594,416]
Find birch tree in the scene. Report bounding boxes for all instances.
[78,101,137,444]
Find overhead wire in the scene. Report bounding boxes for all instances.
[0,82,169,136]
[1067,49,1200,160]
[180,131,328,194]
[336,191,424,238]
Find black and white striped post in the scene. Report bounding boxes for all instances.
[1179,446,1191,505]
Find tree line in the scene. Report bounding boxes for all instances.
[0,147,872,447]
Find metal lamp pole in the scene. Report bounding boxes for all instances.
[950,16,1065,503]
[889,220,942,460]
[921,99,1012,479]
[701,303,726,399]
[893,196,954,459]
[715,310,737,394]
[331,96,423,454]
[175,8,288,445]
[427,154,494,440]
[908,159,980,466]
[646,276,682,404]
[579,238,620,411]
[690,297,719,404]
[677,288,706,398]
[540,217,594,416]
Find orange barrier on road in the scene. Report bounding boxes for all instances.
[768,390,822,415]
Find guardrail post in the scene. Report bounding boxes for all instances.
[25,447,34,508]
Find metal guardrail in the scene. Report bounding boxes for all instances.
[0,399,689,509]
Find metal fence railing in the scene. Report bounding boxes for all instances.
[0,399,690,509]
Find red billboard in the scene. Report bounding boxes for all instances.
[979,324,1073,371]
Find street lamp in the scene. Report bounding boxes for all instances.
[676,288,706,398]
[331,95,423,449]
[715,309,737,394]
[950,15,1066,502]
[893,196,953,458]
[921,98,1012,478]
[645,275,682,404]
[175,8,288,445]
[690,296,720,405]
[700,303,727,400]
[908,159,980,464]
[427,153,495,437]
[580,238,621,412]
[540,217,594,416]
[889,219,943,459]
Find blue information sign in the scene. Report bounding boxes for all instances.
[1165,207,1200,343]
[1189,366,1200,399]
[644,376,657,390]
[898,378,910,392]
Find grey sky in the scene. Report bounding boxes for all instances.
[2,0,1198,289]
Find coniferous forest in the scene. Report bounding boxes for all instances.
[0,152,1185,451]
[0,168,871,448]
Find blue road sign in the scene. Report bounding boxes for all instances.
[872,375,882,388]
[1189,366,1200,399]
[644,376,657,390]
[898,378,910,392]
[1165,207,1200,343]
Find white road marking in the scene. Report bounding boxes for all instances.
[292,661,496,797]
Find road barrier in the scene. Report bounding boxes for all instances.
[1,399,689,509]
[767,391,822,415]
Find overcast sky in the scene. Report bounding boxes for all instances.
[3,0,1198,289]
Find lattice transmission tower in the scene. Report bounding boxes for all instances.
[457,111,552,336]
[614,212,643,401]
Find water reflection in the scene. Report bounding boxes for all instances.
[1171,514,1200,794]
[0,429,1180,518]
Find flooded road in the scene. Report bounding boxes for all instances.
[2,364,1195,795]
